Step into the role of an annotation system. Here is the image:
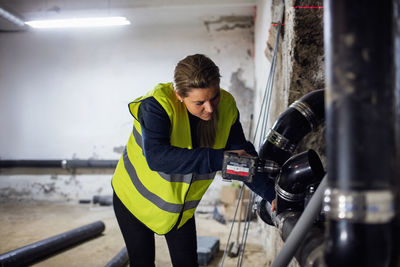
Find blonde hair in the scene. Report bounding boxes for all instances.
[174,54,221,148]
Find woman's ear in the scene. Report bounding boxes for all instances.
[174,90,183,103]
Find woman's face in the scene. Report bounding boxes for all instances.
[175,85,221,121]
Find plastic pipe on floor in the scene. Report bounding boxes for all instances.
[105,247,129,267]
[0,221,105,267]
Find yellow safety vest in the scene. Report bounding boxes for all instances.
[112,83,238,234]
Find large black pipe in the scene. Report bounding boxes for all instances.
[259,89,325,166]
[393,1,400,266]
[0,159,118,169]
[280,213,324,267]
[0,221,105,267]
[323,0,396,266]
[270,176,327,267]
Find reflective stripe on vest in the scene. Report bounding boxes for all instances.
[132,126,194,184]
[126,128,209,212]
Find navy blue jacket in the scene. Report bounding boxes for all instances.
[137,97,275,202]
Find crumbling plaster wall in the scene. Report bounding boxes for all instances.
[265,0,325,162]
[255,0,325,265]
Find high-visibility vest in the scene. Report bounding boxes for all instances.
[112,83,238,234]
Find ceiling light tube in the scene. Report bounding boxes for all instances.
[25,16,131,29]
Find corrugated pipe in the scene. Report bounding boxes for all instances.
[0,221,105,267]
[258,89,325,166]
[324,0,396,266]
[0,160,118,169]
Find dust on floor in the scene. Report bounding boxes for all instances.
[0,202,269,266]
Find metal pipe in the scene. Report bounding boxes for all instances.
[323,0,396,266]
[270,175,327,267]
[0,159,118,169]
[105,247,129,267]
[0,221,105,267]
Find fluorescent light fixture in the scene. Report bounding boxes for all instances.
[25,16,131,29]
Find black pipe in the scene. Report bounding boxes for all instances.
[0,221,105,267]
[324,0,396,266]
[261,207,324,267]
[105,247,129,267]
[93,195,113,206]
[278,211,324,267]
[259,89,325,166]
[256,198,274,226]
[275,150,325,214]
[0,159,118,169]
[393,1,400,266]
[0,160,63,168]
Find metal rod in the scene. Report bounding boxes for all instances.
[270,175,327,267]
[0,221,105,267]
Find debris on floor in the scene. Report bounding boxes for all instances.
[197,236,220,266]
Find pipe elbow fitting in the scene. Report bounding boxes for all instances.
[275,150,325,214]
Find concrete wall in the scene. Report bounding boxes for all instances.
[0,5,256,201]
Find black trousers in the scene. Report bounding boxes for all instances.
[113,192,199,267]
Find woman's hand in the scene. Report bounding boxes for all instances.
[226,149,252,157]
[271,198,276,212]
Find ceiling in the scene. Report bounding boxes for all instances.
[0,0,256,31]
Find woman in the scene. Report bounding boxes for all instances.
[112,54,274,267]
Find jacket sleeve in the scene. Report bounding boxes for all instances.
[224,115,276,202]
[224,112,258,156]
[138,97,224,175]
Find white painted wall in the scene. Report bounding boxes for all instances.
[253,0,272,147]
[0,5,255,201]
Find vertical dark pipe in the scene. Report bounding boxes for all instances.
[324,0,396,266]
[393,1,400,266]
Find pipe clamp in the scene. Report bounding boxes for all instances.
[323,188,395,224]
[267,129,296,153]
[275,184,305,202]
[290,100,318,130]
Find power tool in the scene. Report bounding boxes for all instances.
[221,152,280,183]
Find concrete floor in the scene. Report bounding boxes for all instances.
[0,201,269,267]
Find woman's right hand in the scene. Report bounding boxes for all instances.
[271,198,276,212]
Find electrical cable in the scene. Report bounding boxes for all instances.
[219,2,285,266]
[237,191,256,266]
[219,185,245,267]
